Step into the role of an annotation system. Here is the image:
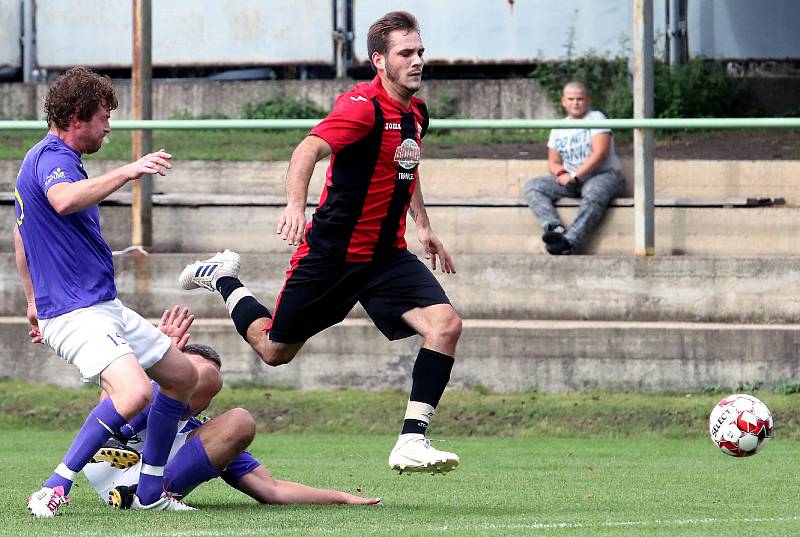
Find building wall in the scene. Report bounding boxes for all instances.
[1,0,799,72]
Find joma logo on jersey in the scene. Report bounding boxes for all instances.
[385,122,401,130]
[397,172,415,181]
[393,138,421,170]
[45,168,65,186]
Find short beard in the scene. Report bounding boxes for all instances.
[385,63,419,97]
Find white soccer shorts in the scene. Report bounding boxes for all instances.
[83,426,190,501]
[39,298,171,384]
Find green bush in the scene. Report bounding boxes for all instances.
[427,89,459,119]
[169,110,229,120]
[241,98,326,119]
[530,56,747,119]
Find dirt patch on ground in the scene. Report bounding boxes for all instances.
[426,130,800,160]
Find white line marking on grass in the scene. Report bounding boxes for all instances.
[108,515,800,537]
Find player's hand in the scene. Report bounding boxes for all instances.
[159,305,194,350]
[277,204,306,246]
[418,228,456,274]
[127,149,172,179]
[27,301,43,344]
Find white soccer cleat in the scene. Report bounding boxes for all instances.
[179,249,240,292]
[27,486,70,518]
[388,434,460,475]
[131,492,196,511]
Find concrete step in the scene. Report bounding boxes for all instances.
[2,254,799,323]
[2,158,798,202]
[2,316,797,392]
[3,202,797,255]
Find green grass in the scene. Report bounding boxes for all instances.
[0,128,552,161]
[2,430,799,537]
[3,381,800,439]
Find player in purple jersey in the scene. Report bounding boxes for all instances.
[85,309,380,508]
[15,67,199,516]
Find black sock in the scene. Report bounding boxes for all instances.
[401,348,455,435]
[215,277,272,340]
[216,276,242,301]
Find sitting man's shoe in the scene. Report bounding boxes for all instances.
[108,484,138,510]
[131,491,196,511]
[542,224,566,245]
[545,236,573,255]
[90,437,141,469]
[388,434,460,475]
[179,249,241,292]
[27,486,70,518]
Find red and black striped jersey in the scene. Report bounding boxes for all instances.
[300,75,429,263]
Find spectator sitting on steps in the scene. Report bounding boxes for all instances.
[523,80,626,255]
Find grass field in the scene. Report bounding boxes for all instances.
[3,431,799,537]
[2,384,799,536]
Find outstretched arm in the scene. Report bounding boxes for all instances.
[409,176,455,273]
[46,149,172,215]
[234,466,380,505]
[276,135,332,246]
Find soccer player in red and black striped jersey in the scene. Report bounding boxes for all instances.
[180,11,462,475]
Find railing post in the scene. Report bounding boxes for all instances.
[633,0,655,256]
[132,0,153,250]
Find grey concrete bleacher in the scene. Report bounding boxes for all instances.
[2,158,799,391]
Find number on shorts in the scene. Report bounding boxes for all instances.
[106,332,126,347]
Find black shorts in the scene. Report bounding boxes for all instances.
[268,249,450,344]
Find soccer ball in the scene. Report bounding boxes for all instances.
[708,393,773,457]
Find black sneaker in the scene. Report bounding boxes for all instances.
[545,236,573,255]
[108,484,137,510]
[542,224,566,244]
[90,437,141,469]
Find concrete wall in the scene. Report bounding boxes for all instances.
[3,254,799,324]
[4,158,798,203]
[0,79,556,120]
[3,317,799,392]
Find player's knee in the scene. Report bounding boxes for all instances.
[259,347,296,367]
[437,311,463,345]
[228,407,256,447]
[118,382,153,415]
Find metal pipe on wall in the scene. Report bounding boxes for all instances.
[633,0,655,256]
[131,0,153,250]
[22,0,34,83]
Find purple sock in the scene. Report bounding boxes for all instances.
[221,451,261,487]
[44,398,126,494]
[163,436,220,497]
[136,391,188,505]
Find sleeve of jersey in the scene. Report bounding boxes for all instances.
[310,94,376,153]
[36,149,83,195]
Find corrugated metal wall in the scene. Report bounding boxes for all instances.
[0,0,798,70]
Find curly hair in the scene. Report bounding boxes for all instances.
[366,11,420,73]
[44,67,118,130]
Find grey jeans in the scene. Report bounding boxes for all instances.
[523,169,626,249]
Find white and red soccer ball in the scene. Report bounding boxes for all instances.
[708,393,773,457]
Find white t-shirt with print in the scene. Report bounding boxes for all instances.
[547,110,621,175]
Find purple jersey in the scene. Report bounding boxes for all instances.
[14,134,116,319]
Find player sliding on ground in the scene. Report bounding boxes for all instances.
[179,11,461,475]
[85,309,380,508]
